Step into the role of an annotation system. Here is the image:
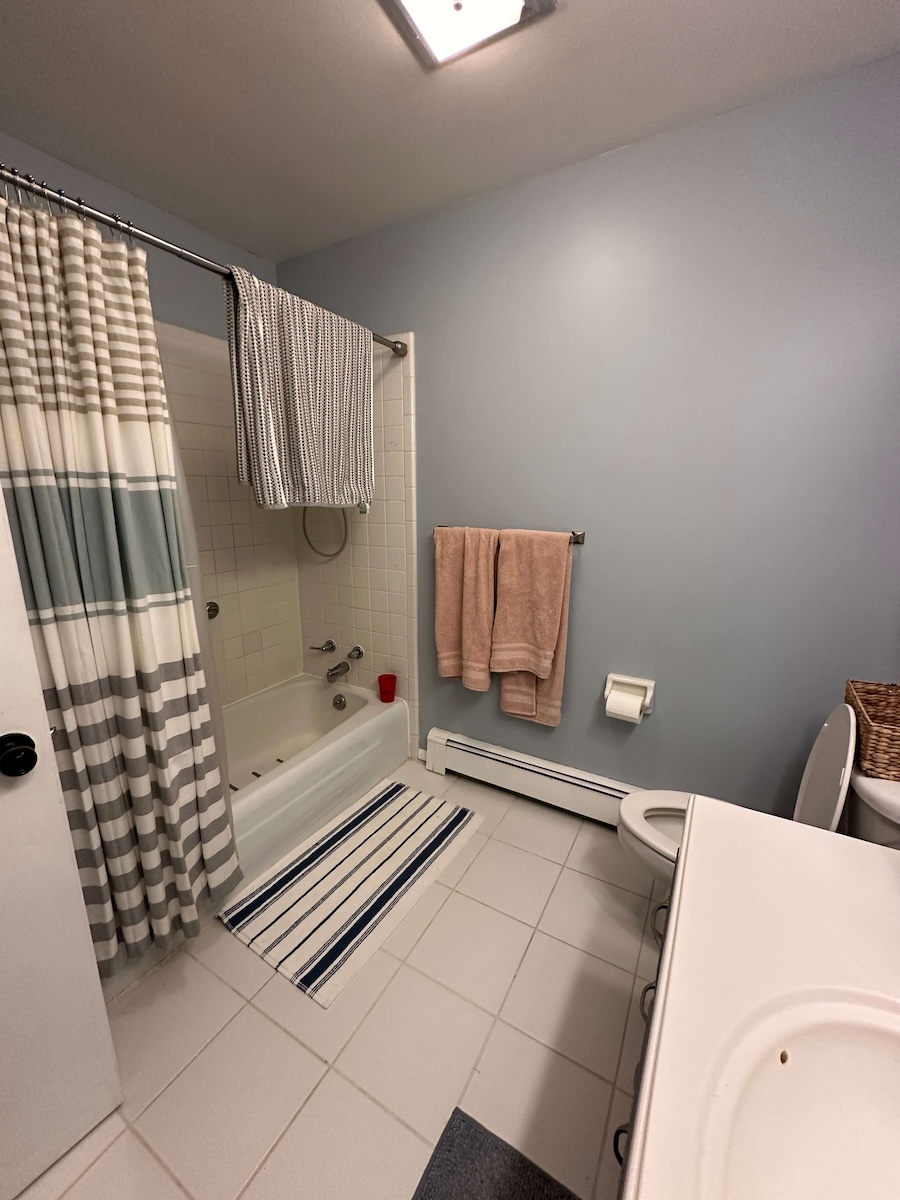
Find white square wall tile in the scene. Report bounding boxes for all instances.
[457,838,561,926]
[135,1006,325,1200]
[501,932,632,1081]
[336,965,493,1141]
[408,891,532,1013]
[253,950,399,1063]
[494,797,582,863]
[185,918,274,999]
[64,1131,188,1200]
[108,951,244,1120]
[566,820,654,897]
[442,776,515,836]
[20,1112,127,1200]
[462,1023,612,1200]
[538,869,648,973]
[242,1071,431,1200]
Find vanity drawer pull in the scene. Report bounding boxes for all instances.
[639,981,656,1023]
[613,1124,630,1166]
[651,902,669,945]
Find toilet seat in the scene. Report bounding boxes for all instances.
[618,790,693,864]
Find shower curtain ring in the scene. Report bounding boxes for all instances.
[1,166,9,204]
[126,219,136,249]
[11,168,23,206]
[40,183,53,214]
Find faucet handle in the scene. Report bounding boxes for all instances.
[309,639,336,653]
[348,645,365,660]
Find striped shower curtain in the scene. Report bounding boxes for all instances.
[0,200,241,975]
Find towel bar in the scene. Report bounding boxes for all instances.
[434,527,585,544]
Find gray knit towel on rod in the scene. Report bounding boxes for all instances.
[225,266,374,509]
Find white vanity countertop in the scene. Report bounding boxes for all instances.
[623,793,900,1200]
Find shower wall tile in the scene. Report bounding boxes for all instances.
[157,321,302,707]
[296,334,419,756]
[159,320,419,752]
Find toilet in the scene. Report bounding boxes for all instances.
[619,703,900,883]
[847,769,900,851]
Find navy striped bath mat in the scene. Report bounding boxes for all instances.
[218,778,482,1007]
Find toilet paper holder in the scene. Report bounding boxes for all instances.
[604,674,655,722]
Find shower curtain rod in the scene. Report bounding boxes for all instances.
[0,163,408,358]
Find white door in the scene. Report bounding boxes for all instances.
[0,508,120,1198]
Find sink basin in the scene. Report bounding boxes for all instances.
[701,989,900,1199]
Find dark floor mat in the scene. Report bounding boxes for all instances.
[413,1109,580,1200]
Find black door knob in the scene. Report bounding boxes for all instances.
[0,732,38,777]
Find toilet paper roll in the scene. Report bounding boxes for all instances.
[606,688,644,724]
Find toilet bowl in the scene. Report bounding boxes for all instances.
[617,791,710,883]
[847,768,900,851]
[619,703,861,883]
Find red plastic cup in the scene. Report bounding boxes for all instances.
[378,673,397,703]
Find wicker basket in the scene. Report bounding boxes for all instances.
[845,679,900,781]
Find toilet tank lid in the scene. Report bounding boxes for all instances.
[851,767,900,821]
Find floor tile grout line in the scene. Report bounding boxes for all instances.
[461,841,636,1197]
[386,878,454,961]
[595,1056,638,1195]
[123,988,250,1125]
[476,799,652,901]
[560,858,655,901]
[121,1120,199,1199]
[330,1064,437,1148]
[392,939,631,1090]
[232,1067,333,1200]
[395,957,516,1024]
[103,769,645,1200]
[455,851,566,1114]
[395,829,645,1066]
[490,825,582,866]
[617,968,650,1097]
[55,1124,130,1200]
[538,898,649,977]
[183,942,271,1005]
[544,841,639,1196]
[454,857,563,927]
[594,897,666,1196]
[104,939,186,1013]
[611,971,644,1101]
[245,954,401,1068]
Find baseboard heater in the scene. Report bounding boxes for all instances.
[425,728,639,826]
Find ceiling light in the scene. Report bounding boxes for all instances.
[380,0,557,68]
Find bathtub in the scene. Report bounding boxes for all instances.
[224,675,409,882]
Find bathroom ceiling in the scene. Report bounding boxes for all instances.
[0,0,897,262]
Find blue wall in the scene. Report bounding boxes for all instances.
[279,55,900,814]
[0,130,275,338]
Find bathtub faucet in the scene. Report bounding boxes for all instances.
[326,660,351,683]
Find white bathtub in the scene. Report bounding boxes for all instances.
[224,675,409,882]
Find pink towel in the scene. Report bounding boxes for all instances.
[490,530,573,726]
[434,527,499,691]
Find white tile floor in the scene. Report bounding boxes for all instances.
[26,761,661,1200]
